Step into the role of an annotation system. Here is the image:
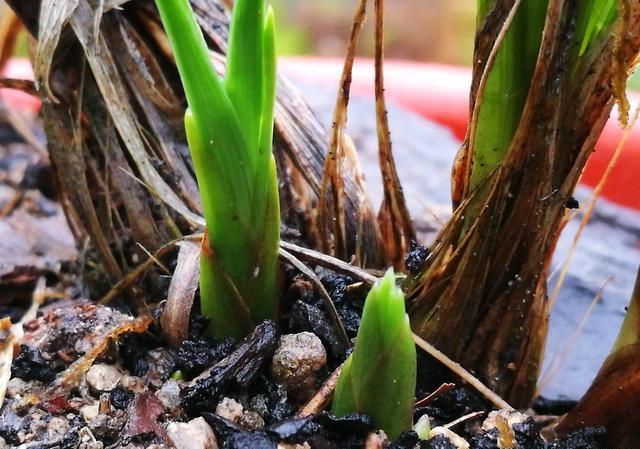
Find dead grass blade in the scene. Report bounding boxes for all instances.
[373,0,415,270]
[69,0,204,227]
[297,364,343,418]
[51,314,152,395]
[34,0,79,100]
[548,105,640,310]
[43,100,124,280]
[279,247,350,351]
[280,241,378,285]
[412,332,513,411]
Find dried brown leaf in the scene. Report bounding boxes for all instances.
[374,0,415,269]
[318,0,368,260]
[34,0,79,100]
[161,240,200,348]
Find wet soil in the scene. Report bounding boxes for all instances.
[0,109,611,449]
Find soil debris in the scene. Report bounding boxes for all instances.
[175,336,236,379]
[122,391,167,444]
[11,344,55,382]
[405,240,429,275]
[181,320,279,414]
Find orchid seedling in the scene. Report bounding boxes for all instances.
[332,269,417,440]
[155,0,279,338]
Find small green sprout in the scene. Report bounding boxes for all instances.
[413,415,431,440]
[331,269,416,440]
[155,0,279,338]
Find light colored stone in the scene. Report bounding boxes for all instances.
[80,403,100,422]
[78,426,104,449]
[215,397,243,423]
[46,417,70,441]
[271,332,327,400]
[6,378,27,398]
[156,380,181,411]
[167,417,218,449]
[428,427,470,449]
[120,375,145,393]
[85,364,123,392]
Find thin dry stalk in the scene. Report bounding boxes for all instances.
[374,0,415,270]
[318,0,368,260]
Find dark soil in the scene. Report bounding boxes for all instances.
[0,108,610,449]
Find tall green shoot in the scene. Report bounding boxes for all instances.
[331,270,416,440]
[155,0,279,338]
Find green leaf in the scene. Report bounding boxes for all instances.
[331,269,416,440]
[470,0,548,192]
[225,0,265,156]
[156,0,279,338]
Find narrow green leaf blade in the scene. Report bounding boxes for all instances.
[470,0,547,191]
[225,0,266,155]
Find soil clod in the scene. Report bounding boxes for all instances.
[182,320,279,414]
[11,344,55,382]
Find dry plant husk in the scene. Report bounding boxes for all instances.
[5,0,387,294]
[408,0,640,407]
[317,0,414,268]
[556,268,640,448]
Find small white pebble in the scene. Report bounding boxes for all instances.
[80,403,100,422]
[215,397,244,423]
[6,378,27,398]
[85,364,123,392]
[167,417,218,449]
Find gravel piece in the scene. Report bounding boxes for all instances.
[156,380,182,412]
[85,364,123,392]
[167,417,218,449]
[238,411,265,431]
[109,386,135,410]
[271,332,327,400]
[215,397,244,423]
[80,403,100,422]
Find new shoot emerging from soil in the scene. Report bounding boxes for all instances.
[331,269,416,440]
[155,0,279,338]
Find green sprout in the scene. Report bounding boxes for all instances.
[331,269,416,440]
[155,0,279,338]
